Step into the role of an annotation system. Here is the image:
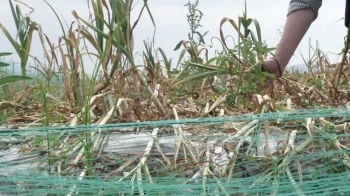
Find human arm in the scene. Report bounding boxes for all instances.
[257,0,322,86]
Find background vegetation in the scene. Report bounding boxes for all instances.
[1,0,350,195]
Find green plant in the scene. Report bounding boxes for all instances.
[38,0,165,177]
[0,0,36,77]
[169,0,211,98]
[71,0,156,116]
[174,0,209,62]
[0,52,32,87]
[0,52,32,124]
[171,2,275,108]
[335,22,350,90]
[184,0,208,47]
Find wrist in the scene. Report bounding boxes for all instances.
[271,58,283,77]
[273,56,288,72]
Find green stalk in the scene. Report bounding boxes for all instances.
[231,9,245,108]
[43,1,84,109]
[335,26,350,90]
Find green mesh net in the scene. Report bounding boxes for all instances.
[1,108,350,195]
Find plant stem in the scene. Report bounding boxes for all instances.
[335,26,350,90]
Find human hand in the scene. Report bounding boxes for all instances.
[247,58,284,87]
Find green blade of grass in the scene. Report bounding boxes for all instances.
[92,0,104,50]
[0,23,22,57]
[0,75,32,86]
[9,0,19,29]
[187,62,221,71]
[171,70,229,87]
[0,62,10,67]
[20,23,35,76]
[143,41,156,68]
[157,47,172,74]
[0,52,12,57]
[251,18,262,43]
[71,11,132,64]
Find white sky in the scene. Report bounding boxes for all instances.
[0,0,346,73]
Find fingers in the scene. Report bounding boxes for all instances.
[252,59,282,88]
[242,58,282,89]
[261,59,281,76]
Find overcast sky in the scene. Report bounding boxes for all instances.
[0,0,346,73]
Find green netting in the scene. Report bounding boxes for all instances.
[1,108,350,195]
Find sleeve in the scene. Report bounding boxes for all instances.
[288,0,323,20]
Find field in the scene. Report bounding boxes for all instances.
[1,0,350,195]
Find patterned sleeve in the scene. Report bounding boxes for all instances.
[288,0,323,20]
